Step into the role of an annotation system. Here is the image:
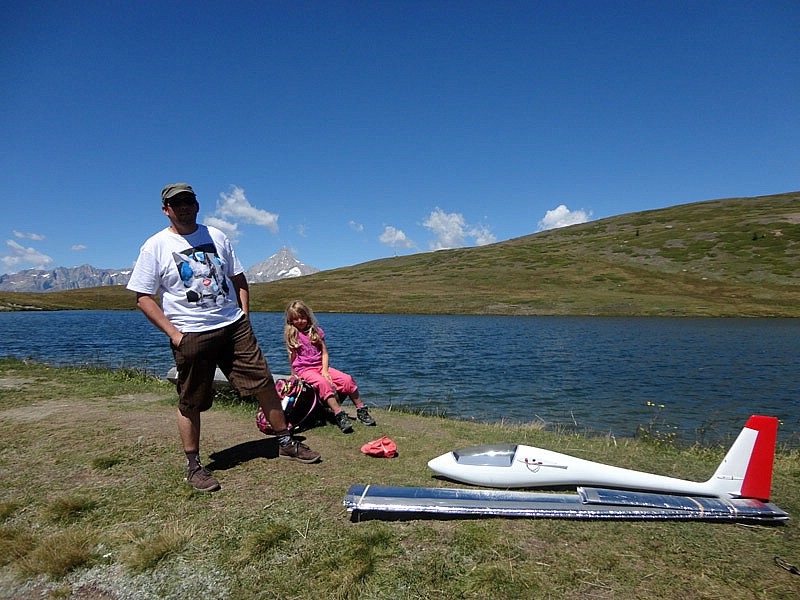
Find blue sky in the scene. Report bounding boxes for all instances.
[2,1,798,274]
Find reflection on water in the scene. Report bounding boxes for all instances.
[1,310,798,446]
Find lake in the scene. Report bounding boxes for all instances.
[1,310,798,447]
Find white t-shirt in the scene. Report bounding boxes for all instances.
[127,225,244,332]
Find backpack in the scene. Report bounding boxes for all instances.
[256,375,320,434]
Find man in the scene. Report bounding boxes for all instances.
[127,183,320,492]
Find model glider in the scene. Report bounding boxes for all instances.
[427,415,778,501]
[344,417,786,521]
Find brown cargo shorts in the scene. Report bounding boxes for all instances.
[171,315,274,413]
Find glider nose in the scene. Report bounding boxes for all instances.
[427,452,456,476]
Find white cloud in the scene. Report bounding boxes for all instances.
[13,230,45,241]
[470,224,497,246]
[212,185,279,233]
[71,244,87,251]
[379,226,415,249]
[423,208,496,250]
[2,239,53,270]
[204,216,240,243]
[424,209,465,250]
[537,205,592,231]
[349,220,364,233]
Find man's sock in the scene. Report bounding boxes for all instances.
[185,451,200,468]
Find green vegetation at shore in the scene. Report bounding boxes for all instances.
[1,359,799,599]
[1,190,799,316]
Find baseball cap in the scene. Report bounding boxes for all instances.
[161,183,196,205]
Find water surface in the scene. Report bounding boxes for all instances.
[1,311,797,445]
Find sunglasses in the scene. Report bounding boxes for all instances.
[166,196,197,208]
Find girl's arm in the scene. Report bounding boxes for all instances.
[320,338,331,380]
[288,348,297,376]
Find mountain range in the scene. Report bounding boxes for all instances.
[0,247,318,292]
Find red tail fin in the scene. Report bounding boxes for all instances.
[739,415,778,501]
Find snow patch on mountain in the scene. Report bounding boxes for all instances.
[244,247,319,283]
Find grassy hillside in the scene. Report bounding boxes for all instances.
[2,191,799,316]
[0,285,135,311]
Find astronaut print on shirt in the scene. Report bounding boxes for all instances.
[172,243,232,308]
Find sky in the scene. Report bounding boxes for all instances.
[2,1,798,274]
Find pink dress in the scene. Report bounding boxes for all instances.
[291,327,358,400]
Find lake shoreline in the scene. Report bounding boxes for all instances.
[2,311,798,448]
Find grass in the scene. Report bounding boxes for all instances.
[125,523,194,573]
[1,358,799,599]
[13,528,98,579]
[2,191,799,317]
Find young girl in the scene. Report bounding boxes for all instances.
[284,300,376,432]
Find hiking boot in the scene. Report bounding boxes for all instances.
[335,411,354,433]
[185,463,220,493]
[357,406,377,426]
[279,440,321,463]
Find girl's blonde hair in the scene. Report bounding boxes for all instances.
[284,300,322,351]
